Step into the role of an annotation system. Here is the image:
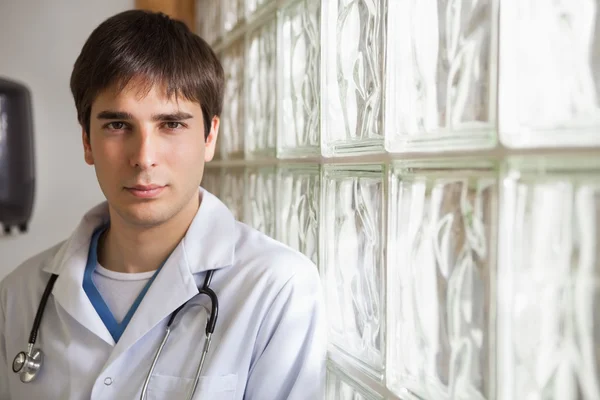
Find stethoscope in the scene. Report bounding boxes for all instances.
[12,269,219,400]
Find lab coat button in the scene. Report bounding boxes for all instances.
[104,377,113,386]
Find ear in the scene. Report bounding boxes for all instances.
[204,116,220,162]
[82,127,94,165]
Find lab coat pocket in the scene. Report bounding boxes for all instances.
[147,373,238,400]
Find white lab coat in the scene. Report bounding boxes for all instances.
[0,188,327,400]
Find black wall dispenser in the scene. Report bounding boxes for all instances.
[0,77,35,234]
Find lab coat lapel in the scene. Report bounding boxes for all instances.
[42,203,114,346]
[105,244,199,365]
[50,250,115,346]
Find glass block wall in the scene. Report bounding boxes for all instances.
[195,0,600,399]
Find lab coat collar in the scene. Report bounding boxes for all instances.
[180,188,237,273]
[41,188,236,347]
[42,187,236,276]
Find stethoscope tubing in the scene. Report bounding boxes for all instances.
[140,269,218,400]
[29,274,58,345]
[15,269,219,400]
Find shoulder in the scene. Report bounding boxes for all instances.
[231,221,321,297]
[0,242,64,303]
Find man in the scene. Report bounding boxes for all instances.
[0,9,326,399]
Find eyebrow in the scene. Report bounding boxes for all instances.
[96,110,194,121]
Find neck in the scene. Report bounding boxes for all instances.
[98,195,200,274]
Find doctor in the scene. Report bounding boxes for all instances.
[0,9,326,400]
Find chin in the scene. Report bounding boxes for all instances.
[113,202,173,227]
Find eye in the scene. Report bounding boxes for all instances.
[106,122,127,130]
[164,121,184,130]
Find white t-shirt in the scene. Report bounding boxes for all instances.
[92,264,157,323]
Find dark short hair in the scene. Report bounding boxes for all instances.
[70,9,224,138]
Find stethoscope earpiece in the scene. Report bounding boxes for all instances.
[12,346,44,383]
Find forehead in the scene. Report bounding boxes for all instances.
[92,77,197,109]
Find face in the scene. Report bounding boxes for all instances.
[82,80,220,228]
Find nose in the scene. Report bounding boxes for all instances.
[129,127,157,169]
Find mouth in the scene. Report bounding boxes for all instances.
[124,184,166,199]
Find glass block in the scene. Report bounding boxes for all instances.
[219,167,246,221]
[244,166,276,238]
[321,0,385,157]
[498,2,600,148]
[276,164,320,265]
[385,0,498,153]
[222,0,244,33]
[326,362,384,400]
[246,0,271,18]
[219,40,245,160]
[387,161,497,400]
[201,167,221,198]
[245,15,277,159]
[321,164,385,378]
[276,0,321,158]
[196,0,222,45]
[497,156,600,400]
